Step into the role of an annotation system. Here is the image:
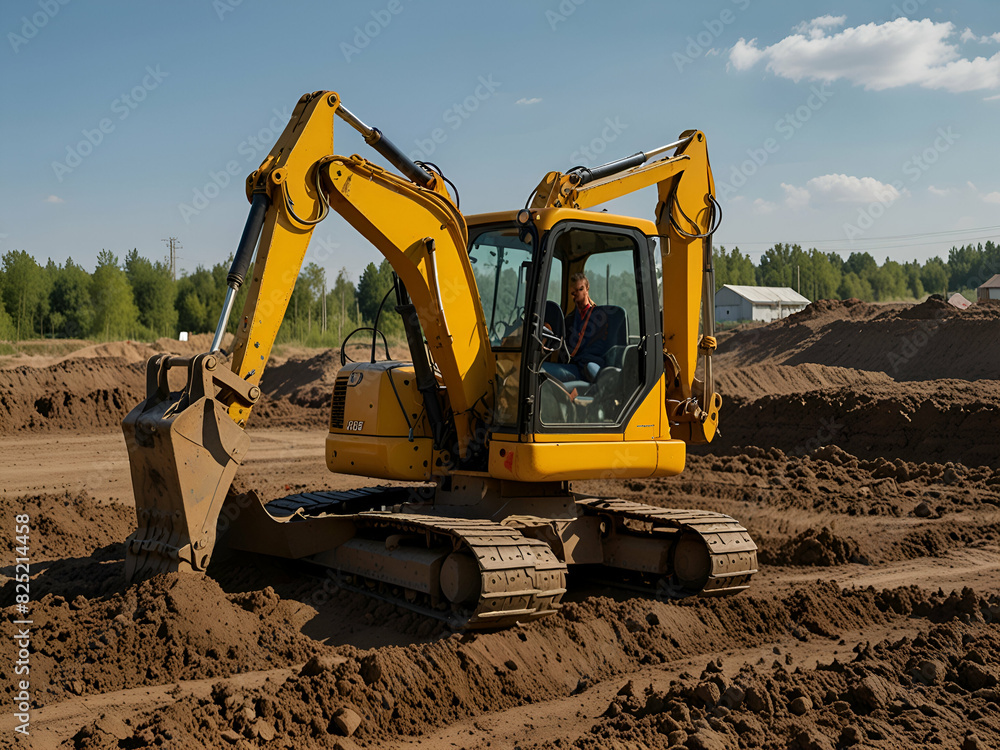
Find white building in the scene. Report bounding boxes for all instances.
[715,285,810,323]
[977,274,1000,302]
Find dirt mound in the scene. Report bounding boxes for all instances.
[550,592,1000,750]
[261,348,342,408]
[718,297,1000,381]
[788,297,885,324]
[759,527,864,567]
[716,363,893,401]
[152,332,233,356]
[65,582,894,748]
[62,583,1000,749]
[1,574,324,706]
[707,378,1000,468]
[0,338,333,434]
[0,357,147,434]
[0,491,133,563]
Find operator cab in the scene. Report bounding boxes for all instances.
[467,212,663,437]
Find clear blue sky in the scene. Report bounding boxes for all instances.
[3,0,999,284]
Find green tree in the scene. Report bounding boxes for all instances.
[0,294,15,340]
[49,258,94,337]
[838,271,874,300]
[809,250,842,300]
[356,260,401,335]
[90,250,140,340]
[728,247,757,286]
[921,257,949,297]
[1,250,47,339]
[757,243,794,287]
[329,266,358,340]
[175,266,223,333]
[903,261,925,299]
[125,249,178,337]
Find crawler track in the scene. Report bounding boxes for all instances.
[266,489,755,627]
[577,497,758,596]
[268,490,567,629]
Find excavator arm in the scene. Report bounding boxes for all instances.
[123,91,494,580]
[529,131,721,443]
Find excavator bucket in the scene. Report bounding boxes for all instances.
[122,352,258,581]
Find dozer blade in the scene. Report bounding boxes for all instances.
[122,353,258,582]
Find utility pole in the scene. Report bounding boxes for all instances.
[162,237,182,281]
[321,276,327,334]
[797,264,800,294]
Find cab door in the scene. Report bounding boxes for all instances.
[525,221,662,436]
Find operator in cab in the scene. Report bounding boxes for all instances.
[542,272,607,384]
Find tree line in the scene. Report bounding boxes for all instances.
[2,239,997,343]
[714,240,999,302]
[0,248,402,345]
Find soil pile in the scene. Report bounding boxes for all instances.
[717,298,1000,381]
[1,574,323,706]
[542,592,1000,750]
[706,378,1000,467]
[0,336,335,434]
[62,583,1000,749]
[0,491,133,563]
[715,363,892,401]
[261,349,343,408]
[0,356,146,433]
[758,527,864,567]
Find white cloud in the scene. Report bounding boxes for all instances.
[515,97,542,106]
[782,182,811,210]
[728,38,765,71]
[961,28,1000,44]
[752,198,778,214]
[806,174,903,203]
[728,18,1000,93]
[44,195,64,204]
[793,15,847,40]
[964,182,1000,204]
[927,185,951,197]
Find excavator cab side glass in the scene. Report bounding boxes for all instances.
[469,227,535,348]
[469,225,560,429]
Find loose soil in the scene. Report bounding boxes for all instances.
[1,297,999,749]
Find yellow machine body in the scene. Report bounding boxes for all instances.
[122,91,756,628]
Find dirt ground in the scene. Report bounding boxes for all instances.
[1,299,999,749]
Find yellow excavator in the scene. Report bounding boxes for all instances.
[122,91,757,628]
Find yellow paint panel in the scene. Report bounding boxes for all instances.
[624,377,665,441]
[326,434,434,481]
[488,439,685,481]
